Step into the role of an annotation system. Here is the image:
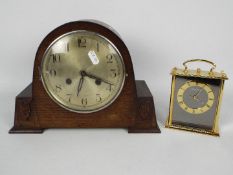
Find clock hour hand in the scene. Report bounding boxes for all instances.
[81,71,114,85]
[189,88,202,101]
[193,89,203,101]
[77,75,84,96]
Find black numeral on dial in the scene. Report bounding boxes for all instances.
[49,69,57,76]
[110,69,117,77]
[51,54,61,63]
[78,38,86,48]
[81,98,88,106]
[106,54,113,63]
[66,43,69,52]
[107,84,112,91]
[96,42,99,52]
[96,94,102,102]
[55,85,62,93]
[66,94,72,102]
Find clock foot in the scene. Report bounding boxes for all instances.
[9,127,44,134]
[128,80,161,134]
[128,127,160,133]
[9,83,44,134]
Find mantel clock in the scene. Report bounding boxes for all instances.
[9,20,160,134]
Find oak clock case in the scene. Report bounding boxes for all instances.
[166,59,228,136]
[9,20,160,134]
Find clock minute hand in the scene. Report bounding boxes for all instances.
[193,89,203,100]
[196,89,203,96]
[82,71,114,85]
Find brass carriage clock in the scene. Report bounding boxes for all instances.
[166,59,228,136]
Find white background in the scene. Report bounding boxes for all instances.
[1,0,233,175]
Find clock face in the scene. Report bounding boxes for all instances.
[177,81,215,114]
[41,31,125,113]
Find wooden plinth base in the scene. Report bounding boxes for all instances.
[9,80,160,134]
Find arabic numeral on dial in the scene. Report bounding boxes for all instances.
[66,94,72,102]
[51,54,61,63]
[110,69,117,77]
[49,69,57,76]
[55,85,62,92]
[81,98,88,106]
[96,42,99,52]
[106,54,113,63]
[106,84,112,91]
[66,43,69,52]
[96,94,102,102]
[78,38,86,48]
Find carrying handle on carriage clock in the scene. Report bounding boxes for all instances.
[183,59,216,73]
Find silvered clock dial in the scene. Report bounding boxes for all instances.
[41,31,125,113]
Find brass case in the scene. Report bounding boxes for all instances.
[165,59,228,136]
